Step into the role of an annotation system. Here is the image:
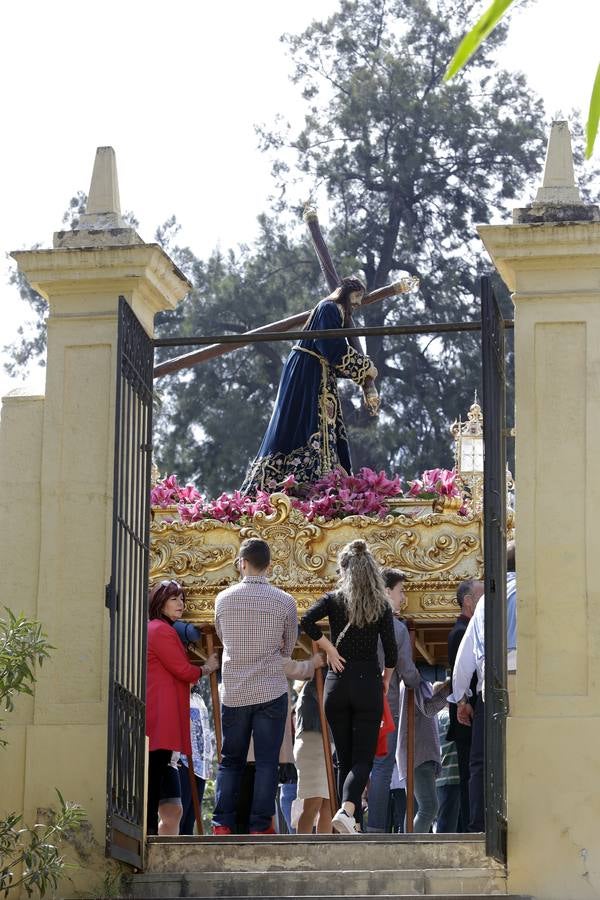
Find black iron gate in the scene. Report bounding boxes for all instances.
[481,275,508,863]
[106,297,154,867]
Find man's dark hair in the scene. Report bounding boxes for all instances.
[506,541,516,572]
[456,579,477,609]
[239,538,270,571]
[381,567,405,590]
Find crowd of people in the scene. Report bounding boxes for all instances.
[145,537,516,837]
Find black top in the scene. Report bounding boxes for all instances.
[301,591,398,669]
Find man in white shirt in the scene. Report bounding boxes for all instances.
[451,542,516,831]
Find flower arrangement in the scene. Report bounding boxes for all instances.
[151,465,466,524]
[406,467,461,499]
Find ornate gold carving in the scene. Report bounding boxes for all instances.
[421,594,460,610]
[150,492,484,626]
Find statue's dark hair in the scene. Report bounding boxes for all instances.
[303,275,366,330]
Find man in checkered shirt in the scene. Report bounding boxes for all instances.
[212,537,298,835]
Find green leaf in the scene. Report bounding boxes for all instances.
[585,63,600,159]
[444,0,516,81]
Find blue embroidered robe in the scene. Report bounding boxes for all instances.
[241,300,372,494]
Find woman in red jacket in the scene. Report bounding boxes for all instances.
[147,579,219,834]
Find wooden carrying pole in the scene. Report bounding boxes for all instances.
[153,280,414,379]
[405,620,416,833]
[312,640,338,819]
[186,754,204,835]
[202,626,222,764]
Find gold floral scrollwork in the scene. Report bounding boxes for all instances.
[239,493,327,585]
[150,521,237,582]
[421,594,460,610]
[362,529,479,575]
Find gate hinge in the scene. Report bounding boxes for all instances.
[105,580,113,611]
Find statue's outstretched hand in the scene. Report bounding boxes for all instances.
[364,388,380,416]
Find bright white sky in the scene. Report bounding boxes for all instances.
[0,0,598,397]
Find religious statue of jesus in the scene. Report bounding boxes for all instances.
[241,275,378,495]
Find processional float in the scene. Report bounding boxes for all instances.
[150,207,490,832]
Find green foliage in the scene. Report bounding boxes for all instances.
[444,0,514,80]
[445,0,600,159]
[587,64,600,159]
[0,609,52,743]
[0,792,85,898]
[0,611,84,897]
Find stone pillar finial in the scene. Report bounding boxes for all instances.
[513,120,599,224]
[534,120,581,204]
[53,145,144,248]
[83,146,123,222]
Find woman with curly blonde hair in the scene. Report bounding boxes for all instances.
[301,539,397,834]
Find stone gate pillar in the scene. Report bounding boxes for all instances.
[1,147,190,895]
[478,121,600,899]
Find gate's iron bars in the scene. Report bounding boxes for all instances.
[481,275,508,864]
[154,318,513,352]
[405,620,417,834]
[106,297,154,868]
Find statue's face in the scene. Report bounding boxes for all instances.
[349,289,364,309]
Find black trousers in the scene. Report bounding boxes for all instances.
[147,749,181,834]
[324,661,383,812]
[455,738,472,831]
[468,697,485,832]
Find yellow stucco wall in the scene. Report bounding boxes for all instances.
[0,245,189,898]
[480,218,600,899]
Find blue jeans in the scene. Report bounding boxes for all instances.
[366,715,399,832]
[410,760,439,833]
[279,781,297,834]
[213,692,287,832]
[436,782,460,833]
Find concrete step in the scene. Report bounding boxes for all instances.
[128,867,508,898]
[145,834,493,875]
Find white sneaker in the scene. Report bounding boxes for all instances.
[332,807,358,834]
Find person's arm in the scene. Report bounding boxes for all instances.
[301,594,347,672]
[152,625,203,684]
[379,607,398,694]
[395,621,421,689]
[282,598,299,659]
[451,619,477,723]
[300,594,329,642]
[421,680,452,717]
[283,653,323,680]
[214,595,223,642]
